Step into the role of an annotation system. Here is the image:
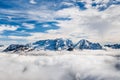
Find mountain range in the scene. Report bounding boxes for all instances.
[3,38,120,52]
[3,38,100,52]
[105,44,120,49]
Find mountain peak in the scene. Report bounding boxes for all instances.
[75,39,102,50]
[32,38,73,51]
[3,38,103,52]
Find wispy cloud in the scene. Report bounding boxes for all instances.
[51,5,120,43]
[29,0,37,4]
[0,25,19,33]
[0,0,120,44]
[22,23,35,29]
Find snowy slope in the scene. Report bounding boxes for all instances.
[32,38,73,51]
[74,39,102,50]
[3,39,104,52]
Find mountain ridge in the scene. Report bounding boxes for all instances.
[3,38,105,52]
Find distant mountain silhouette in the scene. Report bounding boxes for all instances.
[105,44,120,49]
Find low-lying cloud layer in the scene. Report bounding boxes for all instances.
[0,50,120,80]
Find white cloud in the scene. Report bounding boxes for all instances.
[61,2,74,6]
[0,1,120,44]
[76,0,109,4]
[50,5,120,43]
[42,24,50,28]
[29,0,37,4]
[0,25,19,33]
[21,5,120,43]
[8,36,27,40]
[27,32,63,41]
[0,51,120,80]
[22,23,35,29]
[27,10,55,22]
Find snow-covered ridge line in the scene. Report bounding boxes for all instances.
[3,38,102,52]
[3,38,120,53]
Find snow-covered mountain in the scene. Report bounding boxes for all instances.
[4,38,74,52]
[3,44,29,52]
[32,38,74,51]
[74,39,102,50]
[0,45,4,47]
[104,44,120,49]
[3,38,104,52]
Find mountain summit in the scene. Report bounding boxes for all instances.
[74,39,102,50]
[3,38,103,52]
[4,38,74,52]
[32,38,74,51]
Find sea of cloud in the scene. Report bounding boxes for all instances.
[0,50,120,80]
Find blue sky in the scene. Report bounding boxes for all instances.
[0,0,120,45]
